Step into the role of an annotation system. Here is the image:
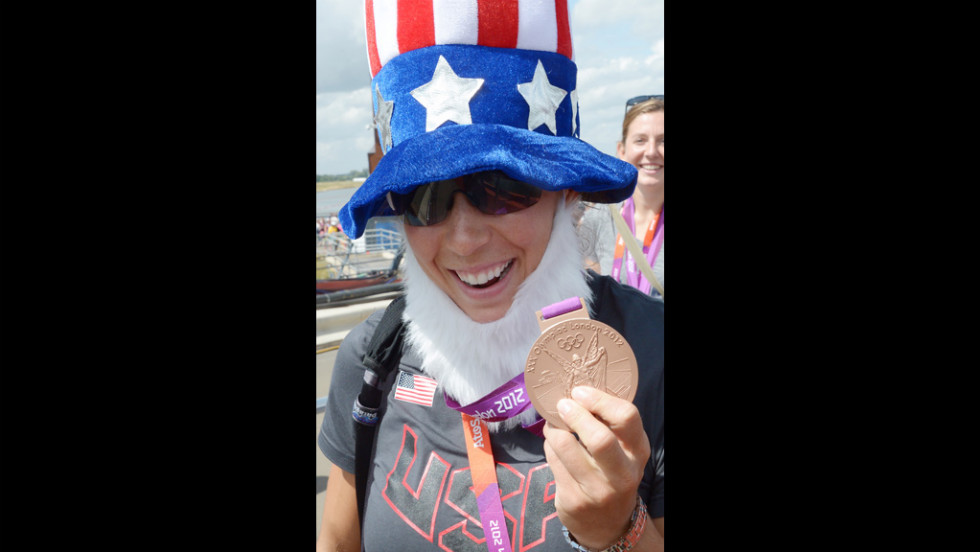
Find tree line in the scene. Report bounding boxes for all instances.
[316,169,368,182]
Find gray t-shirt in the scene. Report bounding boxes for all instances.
[318,274,664,551]
[578,203,663,296]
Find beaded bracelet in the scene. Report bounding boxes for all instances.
[561,495,648,552]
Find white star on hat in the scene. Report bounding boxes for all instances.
[411,56,484,132]
[374,85,395,153]
[517,60,568,135]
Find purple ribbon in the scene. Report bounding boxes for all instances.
[520,417,546,437]
[475,483,513,552]
[541,296,582,319]
[619,199,664,295]
[445,372,533,422]
[443,372,546,436]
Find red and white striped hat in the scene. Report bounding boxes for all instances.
[339,0,636,239]
[365,0,573,77]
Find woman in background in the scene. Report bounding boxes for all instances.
[579,96,664,297]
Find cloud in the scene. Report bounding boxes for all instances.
[570,0,664,157]
[315,1,375,174]
[572,0,664,30]
[316,0,372,94]
[316,86,376,175]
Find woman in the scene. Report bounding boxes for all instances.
[317,2,663,550]
[579,97,664,297]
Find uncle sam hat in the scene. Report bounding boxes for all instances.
[339,0,638,239]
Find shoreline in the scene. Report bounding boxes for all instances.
[316,180,361,192]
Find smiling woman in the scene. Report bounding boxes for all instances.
[402,188,562,323]
[317,2,663,551]
[578,96,664,298]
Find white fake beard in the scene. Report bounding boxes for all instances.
[401,197,594,432]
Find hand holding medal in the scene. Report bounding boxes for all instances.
[525,298,653,550]
[542,385,653,550]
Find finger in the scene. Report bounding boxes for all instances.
[542,424,602,512]
[568,386,648,447]
[543,423,637,542]
[555,395,634,480]
[559,386,650,456]
[544,432,579,511]
[541,420,593,482]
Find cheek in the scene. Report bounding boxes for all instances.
[512,199,559,272]
[404,227,439,270]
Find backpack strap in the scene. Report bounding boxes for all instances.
[352,294,407,530]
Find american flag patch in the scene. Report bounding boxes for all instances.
[393,371,438,407]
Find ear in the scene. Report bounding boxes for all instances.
[616,141,627,160]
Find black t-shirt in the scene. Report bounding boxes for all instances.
[319,273,664,551]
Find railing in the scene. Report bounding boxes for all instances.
[316,232,350,253]
[316,227,402,254]
[316,227,405,280]
[359,227,404,253]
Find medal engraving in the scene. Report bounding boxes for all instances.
[524,318,638,431]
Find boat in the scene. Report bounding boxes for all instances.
[316,224,405,298]
[316,272,399,293]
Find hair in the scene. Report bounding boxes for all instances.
[621,98,664,144]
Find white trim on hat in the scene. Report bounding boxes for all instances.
[373,0,400,70]
[517,0,558,52]
[433,0,478,45]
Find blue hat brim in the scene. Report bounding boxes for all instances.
[339,124,637,238]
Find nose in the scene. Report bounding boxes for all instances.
[442,190,491,256]
[645,139,660,158]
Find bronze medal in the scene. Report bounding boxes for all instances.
[524,302,639,431]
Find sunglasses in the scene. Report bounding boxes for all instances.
[625,94,664,113]
[386,171,543,227]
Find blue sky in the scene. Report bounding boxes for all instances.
[315,0,663,176]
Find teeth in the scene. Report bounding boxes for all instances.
[457,261,510,286]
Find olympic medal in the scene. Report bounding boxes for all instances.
[524,317,639,431]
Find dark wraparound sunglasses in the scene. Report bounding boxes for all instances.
[386,171,543,227]
[625,94,664,113]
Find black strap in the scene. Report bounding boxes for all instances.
[353,295,407,530]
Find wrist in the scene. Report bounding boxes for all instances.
[562,495,648,552]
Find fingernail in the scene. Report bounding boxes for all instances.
[571,386,592,401]
[557,398,572,417]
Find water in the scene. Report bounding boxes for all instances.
[316,187,358,218]
[316,185,402,240]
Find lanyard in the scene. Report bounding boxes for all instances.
[611,198,664,294]
[446,375,546,551]
[449,297,596,552]
[445,373,533,422]
[445,297,585,552]
[444,373,546,435]
[461,414,514,552]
